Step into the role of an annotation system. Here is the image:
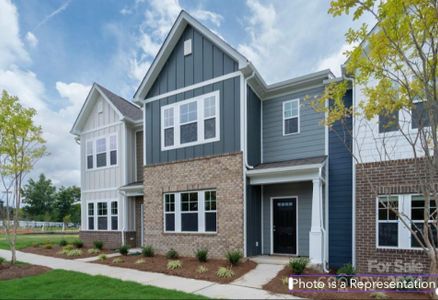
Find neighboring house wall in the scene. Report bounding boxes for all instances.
[262,87,326,163]
[136,131,144,181]
[328,89,353,268]
[247,86,261,166]
[146,25,238,98]
[246,184,262,256]
[261,182,312,256]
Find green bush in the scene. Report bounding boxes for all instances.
[216,267,234,278]
[119,245,129,256]
[196,265,208,274]
[166,248,178,259]
[31,242,40,248]
[87,248,101,255]
[112,257,124,263]
[289,257,309,275]
[0,257,5,265]
[142,245,154,257]
[66,249,82,257]
[337,263,356,276]
[195,248,208,263]
[225,250,242,266]
[72,240,84,249]
[370,292,388,299]
[43,244,53,249]
[167,260,182,270]
[59,239,68,247]
[98,254,107,261]
[93,241,104,250]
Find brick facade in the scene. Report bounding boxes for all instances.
[143,152,244,258]
[80,231,137,249]
[356,158,432,273]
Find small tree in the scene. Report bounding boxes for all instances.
[313,0,437,290]
[0,90,47,263]
[22,174,56,221]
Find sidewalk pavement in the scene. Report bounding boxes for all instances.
[0,249,299,299]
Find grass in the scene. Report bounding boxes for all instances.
[0,270,207,299]
[0,234,79,250]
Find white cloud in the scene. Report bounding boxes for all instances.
[25,32,38,48]
[317,43,352,77]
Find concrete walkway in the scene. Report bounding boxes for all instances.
[0,249,299,299]
[232,263,284,289]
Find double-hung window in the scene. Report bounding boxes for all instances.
[96,138,107,168]
[161,91,220,150]
[377,196,399,247]
[164,190,217,233]
[88,203,94,230]
[111,201,118,230]
[411,195,437,248]
[283,99,300,135]
[378,110,399,133]
[109,136,117,166]
[86,141,93,169]
[97,202,108,230]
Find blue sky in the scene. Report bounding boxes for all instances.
[0,0,372,188]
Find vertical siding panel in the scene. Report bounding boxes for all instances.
[223,79,234,153]
[202,38,213,81]
[213,46,224,78]
[176,40,184,90]
[184,27,194,87]
[193,29,203,84]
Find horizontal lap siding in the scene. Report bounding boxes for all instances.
[262,87,325,163]
[328,89,353,269]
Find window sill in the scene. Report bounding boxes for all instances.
[163,231,217,236]
[376,246,425,252]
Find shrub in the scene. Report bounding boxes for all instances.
[337,263,356,276]
[112,257,124,263]
[166,248,178,259]
[66,249,82,257]
[225,250,242,266]
[135,258,145,264]
[119,245,129,256]
[142,245,154,257]
[195,248,208,262]
[93,241,104,250]
[59,239,67,247]
[167,260,182,270]
[281,277,289,286]
[98,254,107,261]
[31,242,40,248]
[370,292,388,300]
[0,257,5,265]
[196,265,208,274]
[87,248,101,255]
[289,257,309,275]
[43,244,53,249]
[216,267,234,278]
[63,244,74,251]
[72,240,84,249]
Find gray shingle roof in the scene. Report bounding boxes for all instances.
[96,83,142,121]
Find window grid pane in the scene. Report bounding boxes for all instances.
[204,96,216,118]
[180,101,197,124]
[181,192,198,212]
[111,201,118,215]
[96,138,106,153]
[109,135,117,151]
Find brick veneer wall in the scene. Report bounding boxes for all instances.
[143,152,244,258]
[80,231,137,249]
[356,158,433,273]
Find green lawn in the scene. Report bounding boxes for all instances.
[0,234,79,250]
[0,270,207,299]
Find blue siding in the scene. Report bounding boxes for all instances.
[262,87,326,163]
[246,183,261,256]
[146,25,238,99]
[328,89,353,269]
[145,78,240,165]
[247,86,261,166]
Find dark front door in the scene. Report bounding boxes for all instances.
[273,198,297,254]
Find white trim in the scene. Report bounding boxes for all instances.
[270,196,299,255]
[160,90,220,151]
[143,107,147,165]
[85,133,119,171]
[282,99,300,136]
[80,122,123,135]
[143,71,240,104]
[260,99,264,163]
[240,75,245,152]
[261,185,264,254]
[82,187,118,193]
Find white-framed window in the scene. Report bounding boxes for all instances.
[97,202,108,230]
[160,91,220,151]
[163,190,217,233]
[111,201,118,230]
[376,194,438,250]
[85,134,118,170]
[86,141,93,169]
[87,203,94,230]
[283,99,300,135]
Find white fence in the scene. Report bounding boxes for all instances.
[0,220,76,229]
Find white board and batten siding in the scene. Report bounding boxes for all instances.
[79,95,126,231]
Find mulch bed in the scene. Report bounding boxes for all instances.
[21,245,113,260]
[263,266,431,299]
[0,263,50,281]
[94,254,257,284]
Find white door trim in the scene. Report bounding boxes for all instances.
[270,196,299,256]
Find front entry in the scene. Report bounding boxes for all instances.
[273,197,297,254]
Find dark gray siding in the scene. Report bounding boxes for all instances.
[262,182,312,255]
[246,183,261,256]
[146,25,238,99]
[136,131,143,181]
[328,89,353,268]
[247,86,261,166]
[262,87,326,163]
[145,78,240,164]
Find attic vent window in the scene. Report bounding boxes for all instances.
[97,101,103,114]
[184,39,192,56]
